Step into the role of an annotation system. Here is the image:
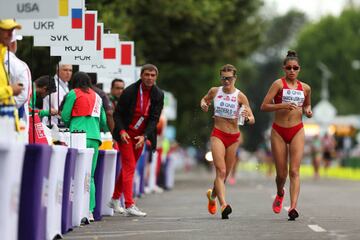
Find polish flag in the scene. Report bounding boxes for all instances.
[84,11,97,41]
[120,41,134,65]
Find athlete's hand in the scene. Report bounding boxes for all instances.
[240,105,249,118]
[134,135,145,149]
[284,102,297,111]
[120,131,130,144]
[304,106,313,118]
[200,100,210,112]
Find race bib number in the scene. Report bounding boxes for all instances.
[282,89,305,106]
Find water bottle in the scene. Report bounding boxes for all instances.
[238,105,245,126]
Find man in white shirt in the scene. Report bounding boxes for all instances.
[43,62,72,126]
[4,31,31,132]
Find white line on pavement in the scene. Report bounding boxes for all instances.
[66,229,202,239]
[284,206,290,211]
[308,225,326,232]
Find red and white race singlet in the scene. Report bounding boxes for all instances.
[213,87,240,119]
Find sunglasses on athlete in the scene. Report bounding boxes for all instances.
[285,65,300,71]
[220,76,235,81]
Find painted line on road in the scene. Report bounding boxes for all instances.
[269,195,327,234]
[67,229,202,239]
[308,224,326,232]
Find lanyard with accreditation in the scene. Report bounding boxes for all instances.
[134,84,151,130]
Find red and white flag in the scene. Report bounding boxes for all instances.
[102,33,120,66]
[96,23,104,52]
[120,41,134,66]
[84,11,97,41]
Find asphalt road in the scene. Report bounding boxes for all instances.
[63,167,360,240]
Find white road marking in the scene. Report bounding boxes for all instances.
[67,229,201,239]
[284,206,290,211]
[308,225,326,232]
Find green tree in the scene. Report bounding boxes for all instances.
[295,8,360,114]
[89,0,264,148]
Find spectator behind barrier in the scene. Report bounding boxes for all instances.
[61,71,108,221]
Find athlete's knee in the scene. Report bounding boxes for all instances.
[216,167,226,180]
[289,169,299,179]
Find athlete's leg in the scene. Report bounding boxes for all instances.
[271,129,288,195]
[210,136,227,206]
[225,141,241,182]
[288,128,305,210]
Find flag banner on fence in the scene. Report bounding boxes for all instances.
[80,33,120,73]
[50,10,98,62]
[0,0,58,19]
[18,0,85,47]
[80,40,137,88]
[101,33,120,66]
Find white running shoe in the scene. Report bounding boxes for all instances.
[153,185,164,194]
[107,198,125,214]
[89,212,94,222]
[124,205,147,217]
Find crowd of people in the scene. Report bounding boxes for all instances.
[1,18,169,221]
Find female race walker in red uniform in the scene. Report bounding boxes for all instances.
[200,64,255,219]
[260,50,312,220]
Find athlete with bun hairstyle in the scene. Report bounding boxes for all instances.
[200,64,255,219]
[260,50,312,220]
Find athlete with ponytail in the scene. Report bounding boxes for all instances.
[261,50,312,220]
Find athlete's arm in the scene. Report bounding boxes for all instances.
[239,92,255,125]
[260,79,297,112]
[200,87,217,112]
[302,83,312,118]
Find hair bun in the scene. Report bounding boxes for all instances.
[287,50,297,58]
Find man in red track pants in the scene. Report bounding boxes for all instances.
[108,64,164,217]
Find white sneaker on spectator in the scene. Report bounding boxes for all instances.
[153,185,164,194]
[89,212,94,222]
[144,186,151,194]
[108,198,125,214]
[124,205,147,217]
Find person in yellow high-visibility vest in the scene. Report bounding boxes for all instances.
[0,19,24,131]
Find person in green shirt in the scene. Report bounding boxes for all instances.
[29,75,57,118]
[61,71,108,221]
